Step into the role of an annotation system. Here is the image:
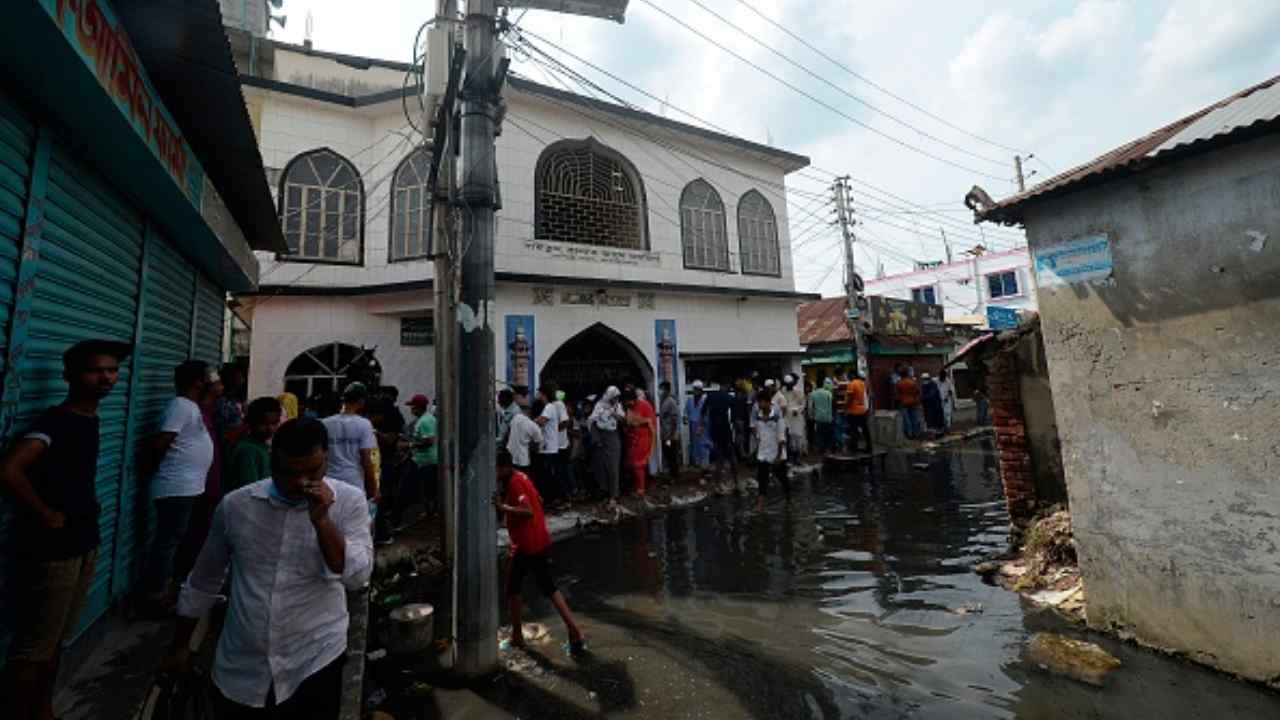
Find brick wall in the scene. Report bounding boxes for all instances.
[987,351,1038,536]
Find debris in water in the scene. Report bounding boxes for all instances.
[366,688,388,708]
[948,602,984,616]
[912,462,930,470]
[366,648,387,661]
[1025,632,1121,687]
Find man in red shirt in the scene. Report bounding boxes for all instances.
[494,450,585,654]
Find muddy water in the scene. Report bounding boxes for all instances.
[505,439,1280,719]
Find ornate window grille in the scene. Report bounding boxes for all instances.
[737,189,781,276]
[680,179,729,271]
[279,149,363,263]
[535,139,647,249]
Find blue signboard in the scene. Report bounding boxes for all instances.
[987,305,1020,330]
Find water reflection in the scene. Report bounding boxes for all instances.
[531,439,1280,719]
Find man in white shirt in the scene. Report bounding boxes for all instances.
[752,389,789,509]
[553,390,573,496]
[506,404,542,475]
[533,384,565,502]
[165,418,374,718]
[321,383,378,504]
[142,360,215,608]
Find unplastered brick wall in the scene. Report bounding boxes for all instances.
[987,351,1037,537]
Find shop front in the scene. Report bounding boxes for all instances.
[0,0,282,655]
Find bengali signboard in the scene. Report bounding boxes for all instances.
[868,296,946,337]
[522,239,662,267]
[1034,233,1114,287]
[986,305,1019,330]
[42,0,205,205]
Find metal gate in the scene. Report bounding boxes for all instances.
[0,90,34,658]
[0,91,230,656]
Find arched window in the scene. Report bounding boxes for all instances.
[279,148,363,263]
[389,148,431,262]
[737,189,780,276]
[679,179,729,271]
[283,342,381,404]
[535,138,647,249]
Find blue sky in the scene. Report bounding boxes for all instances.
[270,0,1280,296]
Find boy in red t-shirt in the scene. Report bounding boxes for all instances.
[494,450,585,654]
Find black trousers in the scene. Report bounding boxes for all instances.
[213,655,345,719]
[846,414,872,453]
[756,461,790,497]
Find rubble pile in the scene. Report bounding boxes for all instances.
[976,507,1085,622]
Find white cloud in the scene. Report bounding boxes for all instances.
[1037,0,1129,63]
[1141,0,1280,90]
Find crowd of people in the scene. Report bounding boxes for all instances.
[1,338,979,720]
[0,342,433,719]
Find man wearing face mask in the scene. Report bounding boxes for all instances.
[163,418,374,718]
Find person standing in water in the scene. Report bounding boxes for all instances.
[495,450,585,655]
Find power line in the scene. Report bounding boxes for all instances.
[634,0,1010,183]
[729,0,1030,156]
[683,0,1006,167]
[509,48,836,233]
[513,26,996,251]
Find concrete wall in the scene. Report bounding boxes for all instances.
[862,247,1036,322]
[1013,327,1067,510]
[245,291,436,401]
[247,48,802,296]
[1021,133,1280,682]
[245,282,804,401]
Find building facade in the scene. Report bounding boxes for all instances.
[231,33,814,405]
[977,74,1280,682]
[861,247,1037,327]
[0,0,279,655]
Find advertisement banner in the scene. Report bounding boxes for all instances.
[868,296,946,337]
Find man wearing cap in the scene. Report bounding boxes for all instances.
[321,383,379,505]
[1,339,130,720]
[406,394,437,516]
[683,381,710,469]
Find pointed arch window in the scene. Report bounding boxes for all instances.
[680,179,729,271]
[279,148,363,264]
[389,148,431,262]
[737,189,781,276]
[535,138,647,249]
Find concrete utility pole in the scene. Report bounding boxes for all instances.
[833,176,868,380]
[455,0,501,679]
[1014,154,1026,193]
[940,227,952,264]
[428,0,461,667]
[449,0,626,679]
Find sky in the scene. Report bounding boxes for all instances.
[267,0,1280,296]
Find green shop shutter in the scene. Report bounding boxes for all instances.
[192,273,225,365]
[0,93,35,657]
[20,140,144,638]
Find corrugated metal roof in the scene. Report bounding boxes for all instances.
[979,73,1280,224]
[1152,78,1280,155]
[797,297,852,346]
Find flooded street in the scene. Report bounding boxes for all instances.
[485,439,1280,719]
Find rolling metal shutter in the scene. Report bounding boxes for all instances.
[0,92,34,658]
[25,141,145,637]
[192,273,225,365]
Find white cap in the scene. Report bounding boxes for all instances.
[922,372,932,379]
[764,379,777,388]
[691,380,704,390]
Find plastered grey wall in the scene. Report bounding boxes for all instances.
[1022,133,1280,682]
[1013,329,1066,507]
